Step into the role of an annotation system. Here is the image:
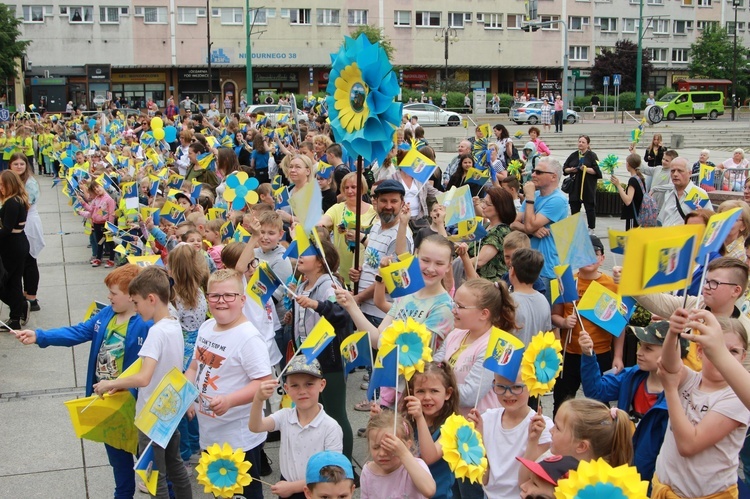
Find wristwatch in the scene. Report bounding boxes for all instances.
[375,275,383,283]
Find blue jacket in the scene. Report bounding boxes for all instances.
[580,353,668,484]
[35,305,152,396]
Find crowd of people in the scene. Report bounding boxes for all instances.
[1,102,750,499]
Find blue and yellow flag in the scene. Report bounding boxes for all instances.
[316,161,334,179]
[551,264,578,305]
[551,213,598,271]
[437,185,475,227]
[127,255,164,267]
[398,139,438,184]
[246,262,282,307]
[140,131,155,147]
[483,327,525,381]
[84,301,107,321]
[367,345,399,401]
[698,207,741,262]
[379,254,426,298]
[699,164,716,191]
[220,220,236,242]
[577,281,634,337]
[465,167,490,186]
[299,318,336,363]
[233,224,251,243]
[289,180,323,234]
[274,186,290,209]
[134,443,158,496]
[63,390,139,455]
[121,181,137,199]
[206,207,226,221]
[284,224,317,259]
[447,217,488,244]
[158,200,186,225]
[607,229,628,256]
[134,368,199,448]
[340,332,372,380]
[196,152,216,171]
[684,186,710,210]
[167,174,185,191]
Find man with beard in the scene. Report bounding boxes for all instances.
[349,179,413,328]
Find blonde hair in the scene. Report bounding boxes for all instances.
[502,230,530,251]
[207,268,244,294]
[169,244,209,309]
[717,200,750,239]
[366,410,414,453]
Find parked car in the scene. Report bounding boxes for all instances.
[656,91,724,121]
[245,104,308,124]
[402,103,462,126]
[511,101,579,124]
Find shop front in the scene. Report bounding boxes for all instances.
[87,64,111,109]
[253,71,300,96]
[177,68,220,108]
[111,71,167,109]
[30,77,67,112]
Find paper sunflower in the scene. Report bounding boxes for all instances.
[196,443,253,498]
[223,171,260,211]
[439,414,488,484]
[598,154,619,175]
[507,159,524,180]
[521,331,563,397]
[555,458,648,499]
[325,33,402,164]
[379,317,432,380]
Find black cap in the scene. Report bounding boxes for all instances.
[590,235,604,254]
[373,179,405,196]
[174,192,194,205]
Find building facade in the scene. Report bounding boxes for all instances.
[5,0,750,111]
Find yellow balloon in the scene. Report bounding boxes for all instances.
[150,117,164,129]
[153,128,165,141]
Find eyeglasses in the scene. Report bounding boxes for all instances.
[531,169,554,176]
[451,302,480,311]
[246,257,260,271]
[206,293,241,303]
[492,383,526,395]
[704,279,739,290]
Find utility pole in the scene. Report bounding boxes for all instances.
[207,0,213,103]
[635,0,644,115]
[732,0,740,121]
[246,0,254,102]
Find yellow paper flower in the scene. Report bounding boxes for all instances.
[333,62,370,133]
[379,317,433,381]
[196,443,253,498]
[521,331,563,398]
[439,414,488,484]
[555,458,649,499]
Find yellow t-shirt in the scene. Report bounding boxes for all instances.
[323,202,378,286]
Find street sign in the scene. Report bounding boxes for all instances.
[572,69,580,78]
[613,74,622,87]
[579,70,591,78]
[0,109,9,121]
[603,76,610,87]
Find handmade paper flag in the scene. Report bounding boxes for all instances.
[683,186,710,210]
[246,262,282,308]
[283,224,316,259]
[299,318,335,363]
[316,161,334,179]
[608,229,628,255]
[577,281,633,337]
[121,182,137,199]
[274,186,290,209]
[206,207,226,221]
[289,180,323,233]
[465,167,490,186]
[438,185,475,227]
[134,368,199,448]
[83,301,107,321]
[483,328,525,381]
[367,345,399,401]
[699,164,716,191]
[340,331,372,380]
[134,443,159,495]
[551,213,598,271]
[447,217,488,244]
[196,152,216,171]
[551,264,578,305]
[698,207,741,262]
[64,390,139,454]
[379,254,425,298]
[232,224,251,243]
[167,174,184,191]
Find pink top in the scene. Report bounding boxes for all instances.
[81,193,115,224]
[532,138,551,155]
[361,459,431,499]
[554,99,563,111]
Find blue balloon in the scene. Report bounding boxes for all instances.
[61,157,74,167]
[88,119,97,130]
[164,126,177,143]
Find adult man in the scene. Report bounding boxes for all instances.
[206,103,220,123]
[180,96,193,116]
[590,94,601,118]
[657,157,713,227]
[442,139,472,187]
[510,157,570,302]
[641,149,677,207]
[349,179,413,327]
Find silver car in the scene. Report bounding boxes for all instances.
[402,103,462,126]
[511,101,578,124]
[245,104,308,124]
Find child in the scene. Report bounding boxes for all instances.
[254,211,293,342]
[317,173,337,212]
[257,183,276,208]
[204,218,225,269]
[15,265,150,498]
[499,230,547,295]
[508,248,550,346]
[500,176,522,211]
[413,202,447,250]
[579,321,686,484]
[652,309,750,498]
[517,455,579,499]
[78,181,116,268]
[361,411,436,499]
[551,235,625,417]
[185,269,273,499]
[92,266,192,499]
[180,228,217,272]
[304,451,356,499]
[548,398,633,467]
[249,356,343,499]
[468,371,553,498]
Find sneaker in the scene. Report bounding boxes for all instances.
[588,228,596,236]
[28,299,41,312]
[357,427,367,438]
[0,319,21,332]
[91,259,101,267]
[105,260,115,268]
[89,257,97,264]
[137,481,149,494]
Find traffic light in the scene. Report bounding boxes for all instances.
[521,25,540,32]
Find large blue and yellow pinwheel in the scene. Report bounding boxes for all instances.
[325,34,402,164]
[555,458,648,499]
[223,171,259,211]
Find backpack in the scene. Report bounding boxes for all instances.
[633,176,658,227]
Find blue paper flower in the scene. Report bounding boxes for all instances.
[577,482,629,499]
[325,34,402,165]
[207,459,241,488]
[456,425,484,466]
[395,331,425,368]
[533,347,561,383]
[224,172,260,211]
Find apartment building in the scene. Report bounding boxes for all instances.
[5,0,749,111]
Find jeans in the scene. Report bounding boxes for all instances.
[93,223,114,261]
[105,443,135,499]
[138,430,192,499]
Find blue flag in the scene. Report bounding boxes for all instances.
[483,328,525,381]
[367,345,399,401]
[340,332,372,380]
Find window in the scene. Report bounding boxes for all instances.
[697,20,718,29]
[673,20,692,33]
[649,48,668,62]
[290,8,311,25]
[22,5,46,22]
[570,46,589,60]
[698,0,712,5]
[68,6,93,23]
[59,6,67,14]
[672,48,689,62]
[99,6,119,23]
[249,8,267,25]
[484,13,503,29]
[623,18,640,32]
[266,8,275,18]
[596,17,617,31]
[569,16,589,30]
[120,7,128,15]
[416,11,440,27]
[652,19,669,33]
[317,9,340,25]
[177,7,197,24]
[682,0,693,5]
[211,8,219,17]
[347,9,367,25]
[449,12,468,28]
[727,21,738,34]
[507,14,524,28]
[540,15,560,29]
[143,6,167,24]
[394,10,410,26]
[221,8,243,25]
[647,0,664,4]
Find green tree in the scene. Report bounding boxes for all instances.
[590,40,652,93]
[347,25,395,61]
[0,5,29,79]
[689,25,749,84]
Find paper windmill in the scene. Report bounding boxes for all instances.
[472,137,492,169]
[507,159,524,180]
[555,458,648,499]
[379,317,433,380]
[598,179,618,193]
[521,331,563,398]
[514,130,524,139]
[325,33,402,165]
[439,414,488,484]
[223,171,260,211]
[196,443,253,498]
[598,154,619,175]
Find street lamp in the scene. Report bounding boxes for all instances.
[732,0,740,121]
[207,0,213,102]
[245,0,254,103]
[434,28,459,92]
[635,0,644,114]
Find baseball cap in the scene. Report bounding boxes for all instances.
[516,455,579,486]
[174,192,194,205]
[285,355,323,379]
[305,451,354,485]
[628,320,690,357]
[590,235,604,254]
[373,179,405,196]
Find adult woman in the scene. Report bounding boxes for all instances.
[528,126,550,156]
[312,134,332,161]
[250,134,270,184]
[185,142,219,188]
[277,154,315,224]
[554,95,564,133]
[0,170,30,330]
[744,178,750,204]
[447,154,486,197]
[720,148,749,191]
[716,200,750,261]
[692,149,715,175]
[644,134,666,167]
[540,98,552,133]
[493,124,513,167]
[318,172,377,287]
[467,187,517,281]
[9,153,45,312]
[611,153,645,230]
[563,135,601,233]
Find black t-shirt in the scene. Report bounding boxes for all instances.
[621,176,645,221]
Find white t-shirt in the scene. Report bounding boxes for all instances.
[270,405,343,482]
[136,317,185,415]
[655,369,750,497]
[242,275,283,366]
[482,407,553,499]
[193,318,273,451]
